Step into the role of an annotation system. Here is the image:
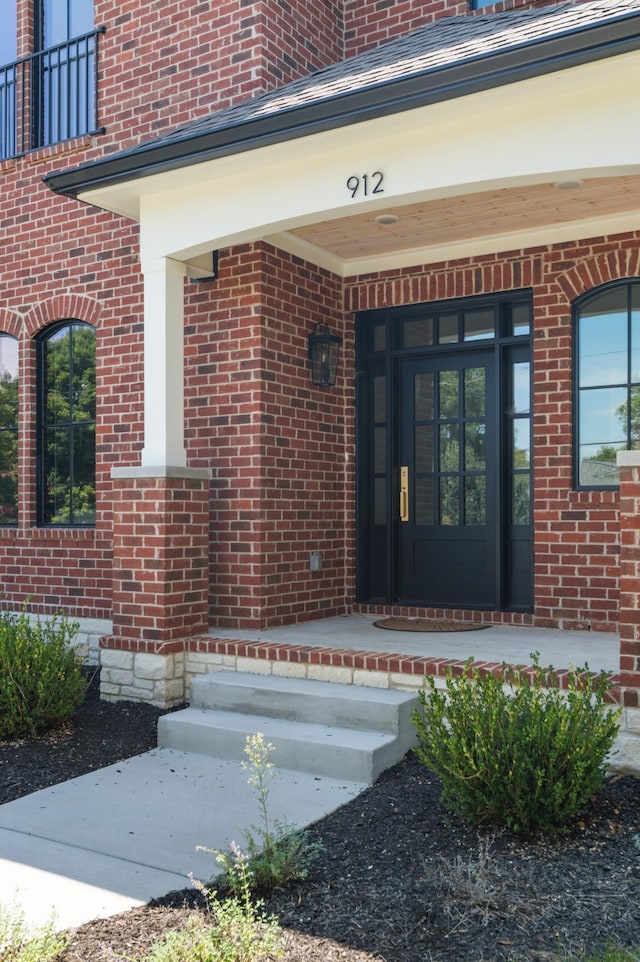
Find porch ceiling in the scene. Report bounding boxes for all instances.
[273,174,640,271]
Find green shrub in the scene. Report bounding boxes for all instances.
[0,609,87,739]
[0,902,67,962]
[411,653,621,833]
[204,733,323,897]
[139,845,282,962]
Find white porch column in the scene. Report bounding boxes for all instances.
[140,257,188,468]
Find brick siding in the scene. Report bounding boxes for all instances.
[0,0,636,646]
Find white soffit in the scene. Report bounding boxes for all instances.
[77,50,640,275]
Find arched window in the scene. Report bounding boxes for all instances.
[37,321,95,525]
[0,334,19,525]
[574,280,640,488]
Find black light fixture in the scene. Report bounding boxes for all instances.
[308,323,342,387]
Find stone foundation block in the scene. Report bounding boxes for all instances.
[101,650,135,671]
[609,727,640,774]
[353,669,388,688]
[135,652,174,681]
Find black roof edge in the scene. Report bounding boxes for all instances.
[45,12,640,200]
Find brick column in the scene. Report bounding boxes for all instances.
[100,466,211,707]
[615,452,640,770]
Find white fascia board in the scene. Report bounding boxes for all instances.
[77,50,640,269]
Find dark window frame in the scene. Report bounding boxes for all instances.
[573,279,640,491]
[0,333,19,526]
[0,1,102,160]
[36,319,96,527]
[33,0,97,151]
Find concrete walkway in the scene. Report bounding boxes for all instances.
[0,748,367,932]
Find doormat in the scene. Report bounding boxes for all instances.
[374,617,489,633]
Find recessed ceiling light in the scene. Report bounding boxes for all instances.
[375,214,400,225]
[554,179,584,191]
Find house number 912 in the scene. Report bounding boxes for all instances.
[346,172,384,198]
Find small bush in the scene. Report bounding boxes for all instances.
[0,609,87,739]
[412,653,621,833]
[0,902,67,962]
[139,845,282,962]
[204,733,323,896]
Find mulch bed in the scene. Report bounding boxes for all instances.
[2,670,640,961]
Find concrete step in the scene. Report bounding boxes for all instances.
[158,671,420,785]
[189,671,417,734]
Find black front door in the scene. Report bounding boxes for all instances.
[356,292,532,612]
[397,352,496,607]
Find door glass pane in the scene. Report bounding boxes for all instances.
[440,476,459,525]
[512,474,531,525]
[465,422,486,470]
[511,303,531,336]
[44,0,93,46]
[414,372,433,420]
[70,0,93,37]
[374,478,386,525]
[465,476,486,525]
[403,317,433,348]
[438,313,458,344]
[513,420,530,468]
[373,376,386,422]
[415,425,434,473]
[374,427,386,473]
[464,367,485,417]
[0,5,16,66]
[464,309,494,341]
[512,362,530,414]
[579,288,628,387]
[439,370,458,419]
[439,423,459,472]
[415,477,435,526]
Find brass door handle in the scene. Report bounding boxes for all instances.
[400,466,409,522]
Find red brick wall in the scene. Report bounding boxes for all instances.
[0,0,346,623]
[0,0,636,638]
[94,0,343,154]
[111,474,210,642]
[344,0,562,57]
[184,243,349,629]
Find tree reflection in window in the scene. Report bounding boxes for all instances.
[39,321,95,525]
[0,335,18,524]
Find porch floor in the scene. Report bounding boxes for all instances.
[209,615,620,675]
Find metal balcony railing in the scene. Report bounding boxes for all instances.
[0,27,104,161]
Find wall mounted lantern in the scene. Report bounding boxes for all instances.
[308,323,342,387]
